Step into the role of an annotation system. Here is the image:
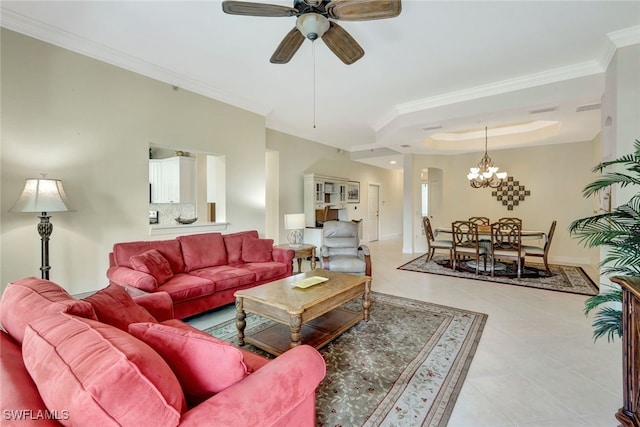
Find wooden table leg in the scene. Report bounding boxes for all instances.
[310,247,316,270]
[362,277,372,321]
[289,313,302,348]
[235,297,246,346]
[296,257,303,274]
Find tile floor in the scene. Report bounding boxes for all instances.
[187,238,622,427]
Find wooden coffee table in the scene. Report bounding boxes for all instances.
[234,269,371,356]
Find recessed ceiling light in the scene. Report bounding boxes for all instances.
[389,160,397,164]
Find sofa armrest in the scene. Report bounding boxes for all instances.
[107,266,158,293]
[272,247,295,276]
[179,345,326,427]
[272,247,294,263]
[131,291,174,321]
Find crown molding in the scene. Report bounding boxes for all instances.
[0,8,272,117]
[600,25,640,69]
[372,60,603,133]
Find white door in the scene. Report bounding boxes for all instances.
[368,184,380,242]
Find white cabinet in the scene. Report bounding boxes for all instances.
[304,173,348,227]
[149,156,196,204]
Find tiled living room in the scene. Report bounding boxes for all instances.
[182,238,621,426]
[1,1,639,426]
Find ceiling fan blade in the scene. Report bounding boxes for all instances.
[322,21,364,65]
[222,1,297,17]
[270,27,305,64]
[326,0,401,21]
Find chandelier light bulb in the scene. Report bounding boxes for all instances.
[467,127,507,189]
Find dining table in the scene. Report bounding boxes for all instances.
[434,226,546,241]
[433,225,547,273]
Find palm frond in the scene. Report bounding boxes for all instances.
[583,287,622,315]
[571,140,640,342]
[590,306,623,343]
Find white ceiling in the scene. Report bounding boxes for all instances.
[2,1,639,170]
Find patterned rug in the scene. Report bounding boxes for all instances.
[204,292,487,427]
[398,254,599,296]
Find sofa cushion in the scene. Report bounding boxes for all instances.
[223,230,259,265]
[241,262,289,282]
[84,283,157,331]
[242,237,274,263]
[0,277,96,344]
[1,333,61,426]
[113,239,186,274]
[178,233,227,271]
[130,249,174,286]
[129,320,249,406]
[159,274,217,303]
[22,313,185,426]
[189,266,256,292]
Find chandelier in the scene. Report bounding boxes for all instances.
[467,127,507,188]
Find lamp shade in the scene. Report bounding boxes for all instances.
[11,178,70,213]
[284,213,306,230]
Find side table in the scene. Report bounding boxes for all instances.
[275,243,316,274]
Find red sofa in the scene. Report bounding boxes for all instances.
[107,230,295,318]
[0,277,326,426]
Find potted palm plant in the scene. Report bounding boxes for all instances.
[569,139,640,342]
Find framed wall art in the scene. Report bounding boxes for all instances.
[347,181,360,203]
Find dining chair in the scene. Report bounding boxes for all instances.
[422,216,453,261]
[490,220,523,278]
[522,220,557,274]
[498,217,522,226]
[468,217,490,225]
[451,220,487,274]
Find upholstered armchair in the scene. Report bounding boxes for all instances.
[320,221,371,276]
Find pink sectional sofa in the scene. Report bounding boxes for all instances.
[107,230,295,318]
[0,277,326,426]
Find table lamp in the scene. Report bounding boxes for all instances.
[284,213,305,247]
[10,175,70,279]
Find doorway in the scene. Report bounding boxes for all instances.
[368,184,380,242]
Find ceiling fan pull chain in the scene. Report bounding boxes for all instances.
[312,41,317,129]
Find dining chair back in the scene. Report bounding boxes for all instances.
[451,220,487,274]
[498,217,522,226]
[468,216,490,225]
[522,220,557,273]
[422,216,453,261]
[490,221,523,278]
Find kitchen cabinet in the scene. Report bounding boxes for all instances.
[304,173,348,227]
[149,156,196,204]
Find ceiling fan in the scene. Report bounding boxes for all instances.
[221,0,401,65]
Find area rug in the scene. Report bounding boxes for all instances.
[204,292,487,427]
[398,254,599,296]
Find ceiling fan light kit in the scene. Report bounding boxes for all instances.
[222,0,402,64]
[296,13,330,40]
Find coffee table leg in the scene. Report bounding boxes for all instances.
[362,277,372,322]
[289,313,302,348]
[235,297,246,346]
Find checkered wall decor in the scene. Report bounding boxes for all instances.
[491,176,531,210]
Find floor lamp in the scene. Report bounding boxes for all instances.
[11,176,70,280]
